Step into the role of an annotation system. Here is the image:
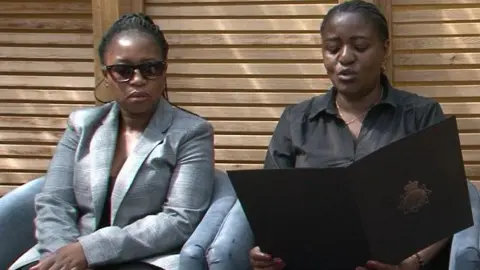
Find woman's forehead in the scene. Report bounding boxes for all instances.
[105,32,162,62]
[322,12,377,40]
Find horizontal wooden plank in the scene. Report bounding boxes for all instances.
[165,33,321,46]
[0,144,54,157]
[0,1,91,14]
[155,19,322,31]
[169,63,325,75]
[0,75,94,88]
[0,158,49,170]
[215,163,262,171]
[0,18,92,31]
[0,46,92,60]
[168,77,332,90]
[457,118,480,131]
[0,61,92,74]
[147,4,334,17]
[0,116,67,129]
[170,92,312,104]
[0,172,44,185]
[0,130,63,143]
[395,69,480,82]
[169,47,323,60]
[462,150,480,163]
[0,33,92,46]
[211,120,278,133]
[394,37,480,50]
[394,23,480,36]
[0,104,90,116]
[0,89,94,102]
[466,165,480,179]
[169,88,480,106]
[403,85,480,98]
[393,0,480,4]
[394,53,480,66]
[393,8,480,23]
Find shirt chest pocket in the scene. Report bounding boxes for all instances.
[295,151,353,169]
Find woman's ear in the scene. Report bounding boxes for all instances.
[383,39,390,64]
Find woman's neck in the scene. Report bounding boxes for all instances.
[119,109,154,133]
[335,84,383,115]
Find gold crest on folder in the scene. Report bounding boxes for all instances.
[398,181,432,214]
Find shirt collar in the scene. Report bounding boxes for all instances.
[308,74,398,120]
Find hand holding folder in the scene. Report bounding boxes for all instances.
[228,116,473,270]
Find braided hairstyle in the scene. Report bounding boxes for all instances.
[320,0,389,42]
[97,13,170,101]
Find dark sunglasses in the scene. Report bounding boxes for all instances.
[103,61,166,82]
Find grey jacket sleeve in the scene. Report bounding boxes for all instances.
[34,114,81,256]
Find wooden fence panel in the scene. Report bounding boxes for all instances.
[392,0,480,185]
[0,0,94,195]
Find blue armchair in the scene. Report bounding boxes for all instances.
[0,178,44,270]
[449,181,480,269]
[0,169,254,270]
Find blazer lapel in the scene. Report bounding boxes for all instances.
[90,103,119,226]
[110,98,174,224]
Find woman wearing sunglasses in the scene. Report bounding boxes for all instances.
[10,13,215,270]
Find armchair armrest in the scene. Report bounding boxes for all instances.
[450,180,480,270]
[179,169,237,270]
[0,177,44,270]
[206,200,254,270]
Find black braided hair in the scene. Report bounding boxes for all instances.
[320,0,389,42]
[97,13,170,101]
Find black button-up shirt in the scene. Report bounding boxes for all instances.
[264,75,445,169]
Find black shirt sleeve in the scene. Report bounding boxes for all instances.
[264,105,296,169]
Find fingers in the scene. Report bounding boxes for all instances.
[30,257,55,270]
[29,263,40,270]
[250,246,285,270]
[250,246,272,260]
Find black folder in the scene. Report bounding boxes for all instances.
[228,116,473,270]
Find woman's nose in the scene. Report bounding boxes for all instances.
[338,46,355,65]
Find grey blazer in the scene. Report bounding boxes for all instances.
[10,98,215,270]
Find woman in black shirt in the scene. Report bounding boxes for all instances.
[250,1,450,269]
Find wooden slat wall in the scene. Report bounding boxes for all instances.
[146,0,335,172]
[0,1,94,195]
[392,0,480,185]
[3,0,479,195]
[148,0,480,186]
